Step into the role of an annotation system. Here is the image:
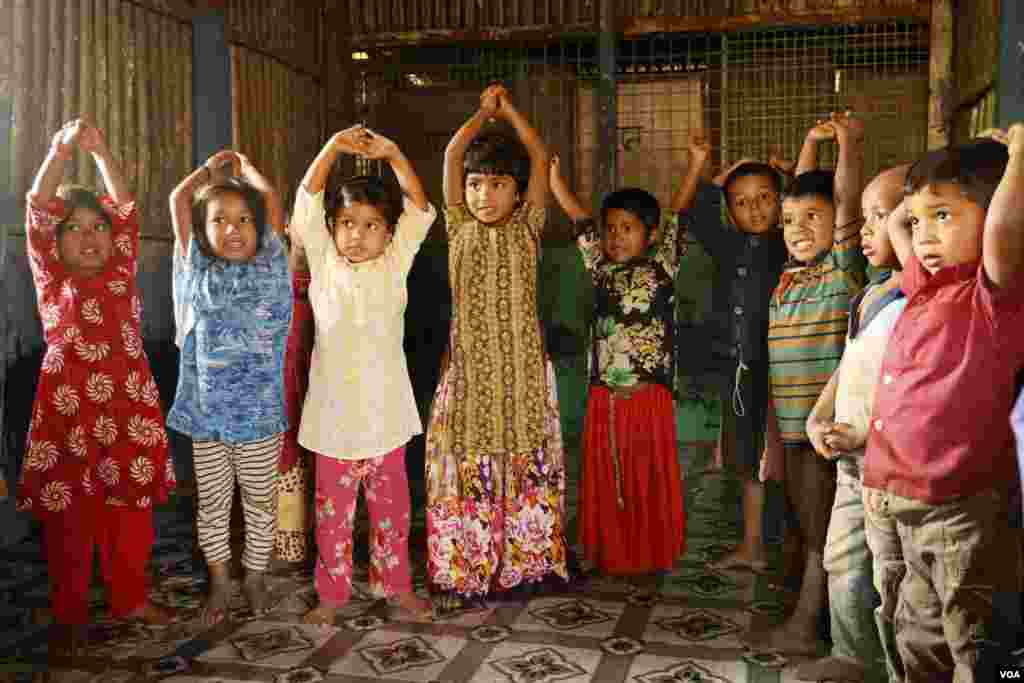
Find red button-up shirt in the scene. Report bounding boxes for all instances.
[863,253,1024,503]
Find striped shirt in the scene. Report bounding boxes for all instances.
[768,226,866,443]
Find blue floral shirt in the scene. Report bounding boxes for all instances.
[168,233,292,443]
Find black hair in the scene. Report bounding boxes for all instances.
[463,133,529,195]
[722,162,784,200]
[904,138,1009,210]
[325,175,401,236]
[601,188,661,235]
[784,169,835,205]
[55,185,112,236]
[191,178,268,260]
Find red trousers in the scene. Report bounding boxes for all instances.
[43,498,154,625]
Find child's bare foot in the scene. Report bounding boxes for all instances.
[302,604,339,627]
[708,546,768,573]
[742,618,822,655]
[125,600,175,626]
[388,592,434,622]
[243,570,273,614]
[201,562,232,627]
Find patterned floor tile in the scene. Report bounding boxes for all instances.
[197,620,336,669]
[327,631,466,681]
[472,642,601,683]
[643,605,751,649]
[511,597,624,638]
[627,654,748,683]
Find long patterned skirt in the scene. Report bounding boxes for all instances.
[275,270,315,563]
[426,362,569,597]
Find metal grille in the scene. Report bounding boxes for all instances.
[354,21,928,216]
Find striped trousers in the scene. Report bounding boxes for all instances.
[194,433,283,572]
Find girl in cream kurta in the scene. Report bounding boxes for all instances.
[292,126,436,624]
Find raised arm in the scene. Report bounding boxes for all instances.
[885,196,913,272]
[236,153,284,236]
[549,154,590,223]
[78,123,133,206]
[28,120,85,207]
[301,125,371,196]
[831,113,866,235]
[796,118,835,176]
[494,87,550,209]
[169,149,236,254]
[983,123,1024,289]
[361,129,429,212]
[443,88,497,207]
[672,133,712,213]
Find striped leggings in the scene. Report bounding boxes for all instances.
[194,433,283,572]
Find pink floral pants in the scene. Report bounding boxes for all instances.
[314,446,414,607]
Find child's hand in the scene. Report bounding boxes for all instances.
[77,122,109,156]
[807,417,840,459]
[205,150,239,177]
[688,133,712,167]
[712,157,756,187]
[480,85,501,117]
[769,155,795,177]
[360,129,400,160]
[823,422,864,453]
[53,119,88,150]
[830,111,865,144]
[758,437,785,483]
[549,154,565,183]
[331,125,373,157]
[807,118,837,143]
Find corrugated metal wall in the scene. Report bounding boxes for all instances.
[8,0,192,238]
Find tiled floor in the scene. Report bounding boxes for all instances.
[0,447,828,682]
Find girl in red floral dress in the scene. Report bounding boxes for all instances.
[17,119,176,648]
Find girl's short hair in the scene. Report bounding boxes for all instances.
[55,185,112,235]
[784,169,836,205]
[723,162,784,199]
[190,178,268,260]
[463,133,530,195]
[601,188,661,235]
[326,175,400,235]
[905,138,1009,210]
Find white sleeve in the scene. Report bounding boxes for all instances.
[291,186,331,266]
[390,197,437,275]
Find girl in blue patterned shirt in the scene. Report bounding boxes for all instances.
[168,150,292,626]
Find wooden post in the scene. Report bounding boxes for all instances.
[998,0,1024,127]
[193,8,232,167]
[594,0,618,216]
[928,0,955,149]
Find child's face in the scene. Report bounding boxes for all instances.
[58,207,113,277]
[859,171,904,269]
[334,201,393,263]
[727,174,780,234]
[465,173,519,225]
[908,182,984,274]
[205,191,259,262]
[782,194,835,263]
[603,208,654,264]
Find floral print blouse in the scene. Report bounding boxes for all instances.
[577,215,683,389]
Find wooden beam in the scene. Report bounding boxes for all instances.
[928,0,954,148]
[346,22,595,49]
[623,6,931,37]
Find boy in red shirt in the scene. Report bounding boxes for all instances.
[862,128,1024,682]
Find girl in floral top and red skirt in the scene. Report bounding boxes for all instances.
[18,119,176,648]
[550,161,690,577]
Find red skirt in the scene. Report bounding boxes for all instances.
[280,270,314,474]
[578,384,685,574]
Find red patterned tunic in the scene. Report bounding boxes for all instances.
[16,196,175,520]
